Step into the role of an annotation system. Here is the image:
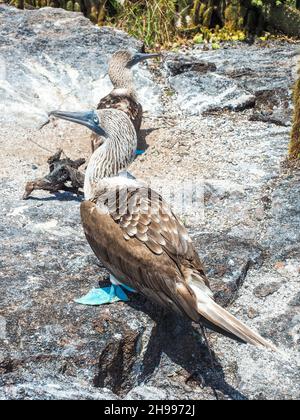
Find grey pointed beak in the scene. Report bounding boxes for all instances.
[128,52,161,68]
[49,110,107,137]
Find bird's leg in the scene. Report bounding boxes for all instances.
[110,274,137,293]
[97,277,129,303]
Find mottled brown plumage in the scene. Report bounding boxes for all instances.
[81,183,276,350]
[97,96,142,141]
[93,50,158,152]
[81,185,208,322]
[51,107,276,351]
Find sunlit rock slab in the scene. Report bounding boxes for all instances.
[0,5,162,129]
[166,43,296,122]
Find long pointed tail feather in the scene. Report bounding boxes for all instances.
[190,285,277,351]
[200,298,276,350]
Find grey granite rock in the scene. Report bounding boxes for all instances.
[166,43,296,123]
[169,71,256,114]
[250,89,292,127]
[163,54,217,77]
[0,5,162,129]
[0,6,299,401]
[253,282,282,298]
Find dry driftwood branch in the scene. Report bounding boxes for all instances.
[23,149,85,199]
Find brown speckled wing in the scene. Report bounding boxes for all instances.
[108,186,198,263]
[81,197,277,349]
[97,94,142,132]
[80,195,203,321]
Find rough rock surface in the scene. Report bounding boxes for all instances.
[0,6,300,400]
[0,6,162,128]
[165,44,295,125]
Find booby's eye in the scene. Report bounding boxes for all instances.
[93,116,99,125]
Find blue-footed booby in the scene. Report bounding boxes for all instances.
[93,50,159,153]
[50,108,276,350]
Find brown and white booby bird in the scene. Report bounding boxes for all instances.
[50,108,276,350]
[92,50,159,152]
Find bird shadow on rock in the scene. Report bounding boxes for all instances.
[127,296,248,400]
[137,128,158,152]
[26,191,84,203]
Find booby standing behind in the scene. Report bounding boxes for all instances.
[50,108,276,350]
[92,50,159,152]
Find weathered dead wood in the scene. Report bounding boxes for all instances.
[23,149,85,199]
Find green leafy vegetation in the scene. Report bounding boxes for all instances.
[107,0,178,48]
[4,1,300,48]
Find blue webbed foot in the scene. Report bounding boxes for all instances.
[135,149,145,156]
[75,273,137,306]
[109,284,130,302]
[75,284,129,306]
